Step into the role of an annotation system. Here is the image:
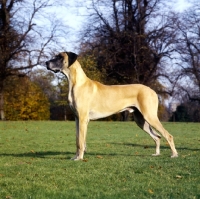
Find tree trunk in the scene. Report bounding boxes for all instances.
[0,83,5,120]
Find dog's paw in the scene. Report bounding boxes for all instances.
[152,153,160,156]
[171,154,178,158]
[71,156,83,161]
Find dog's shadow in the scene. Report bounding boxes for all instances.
[0,150,134,159]
[113,142,200,152]
[0,151,75,160]
[0,143,199,160]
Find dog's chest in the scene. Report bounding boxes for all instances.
[68,88,75,110]
[68,94,73,105]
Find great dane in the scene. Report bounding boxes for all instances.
[46,52,178,160]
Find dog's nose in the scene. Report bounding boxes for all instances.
[46,61,50,69]
[46,61,50,70]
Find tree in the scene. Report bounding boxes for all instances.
[78,53,105,82]
[175,3,200,103]
[0,0,68,120]
[170,105,190,122]
[29,69,58,104]
[4,75,50,120]
[79,0,178,93]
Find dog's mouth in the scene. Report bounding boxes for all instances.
[53,69,60,73]
[47,68,60,73]
[46,61,61,73]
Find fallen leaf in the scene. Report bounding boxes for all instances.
[82,159,88,162]
[148,189,154,194]
[96,155,103,159]
[30,150,35,153]
[176,175,182,179]
[17,162,25,165]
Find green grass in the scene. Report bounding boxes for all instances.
[0,121,199,199]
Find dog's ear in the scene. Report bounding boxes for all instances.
[65,52,78,67]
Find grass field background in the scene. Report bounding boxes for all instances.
[0,121,199,199]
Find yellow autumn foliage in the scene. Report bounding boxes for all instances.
[78,54,105,82]
[4,76,50,120]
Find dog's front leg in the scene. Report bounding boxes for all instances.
[71,116,88,160]
[71,117,80,160]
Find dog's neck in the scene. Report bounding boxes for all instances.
[62,60,88,86]
[62,60,89,106]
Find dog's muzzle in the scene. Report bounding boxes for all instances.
[45,61,60,73]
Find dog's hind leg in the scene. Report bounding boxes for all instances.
[145,115,178,158]
[133,108,161,156]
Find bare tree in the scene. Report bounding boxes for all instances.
[0,0,68,120]
[175,3,200,103]
[79,0,178,94]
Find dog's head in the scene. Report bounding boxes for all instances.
[46,52,78,73]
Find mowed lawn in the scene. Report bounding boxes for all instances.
[0,121,199,199]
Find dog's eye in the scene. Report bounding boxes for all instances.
[55,55,63,59]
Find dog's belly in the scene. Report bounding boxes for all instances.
[89,107,134,120]
[89,110,113,120]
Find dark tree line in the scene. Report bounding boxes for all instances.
[1,0,200,121]
[76,0,200,121]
